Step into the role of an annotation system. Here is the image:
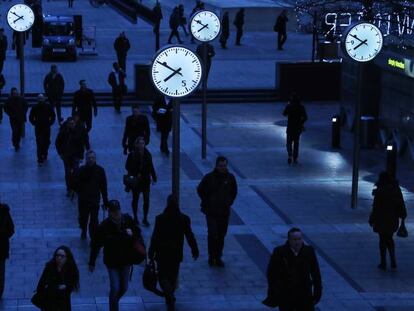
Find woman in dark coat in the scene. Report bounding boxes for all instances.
[36,246,80,311]
[369,171,407,270]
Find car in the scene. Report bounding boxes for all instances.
[41,15,77,61]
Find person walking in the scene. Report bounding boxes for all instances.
[4,87,28,151]
[73,150,109,240]
[122,104,150,153]
[190,0,205,43]
[153,96,172,155]
[197,156,237,267]
[35,246,80,310]
[0,28,8,73]
[282,93,307,165]
[125,137,157,226]
[233,8,245,46]
[149,195,199,311]
[219,12,230,49]
[178,4,189,37]
[72,80,97,132]
[113,32,130,72]
[12,30,26,59]
[369,171,407,270]
[0,73,5,124]
[107,62,126,113]
[274,10,288,50]
[55,116,90,198]
[43,64,65,123]
[0,200,14,300]
[168,7,183,44]
[29,94,56,165]
[89,200,144,311]
[68,0,74,8]
[196,43,215,82]
[264,227,322,311]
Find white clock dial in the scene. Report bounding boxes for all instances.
[190,10,221,42]
[7,4,35,32]
[151,46,203,98]
[344,22,383,62]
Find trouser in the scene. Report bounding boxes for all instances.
[81,113,92,132]
[379,233,396,265]
[158,259,180,308]
[116,53,127,72]
[49,96,62,121]
[0,259,5,298]
[78,200,100,239]
[10,119,23,148]
[107,265,131,311]
[278,31,287,49]
[35,127,51,162]
[131,185,150,221]
[180,24,188,35]
[168,29,182,43]
[286,132,301,160]
[160,129,170,153]
[220,36,228,48]
[236,27,243,44]
[206,214,229,260]
[112,89,123,111]
[68,0,73,7]
[0,58,4,73]
[63,157,80,191]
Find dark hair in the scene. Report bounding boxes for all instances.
[51,246,80,291]
[215,156,228,166]
[287,227,302,238]
[290,93,300,104]
[164,194,180,214]
[11,87,18,93]
[107,200,121,213]
[376,171,395,186]
[79,79,86,85]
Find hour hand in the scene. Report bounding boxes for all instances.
[349,34,365,43]
[164,67,182,82]
[157,61,181,73]
[11,11,21,18]
[197,24,209,32]
[353,39,368,50]
[13,16,24,23]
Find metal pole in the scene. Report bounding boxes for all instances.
[155,23,160,51]
[19,32,25,95]
[351,64,364,209]
[201,42,207,159]
[312,11,316,62]
[172,98,181,203]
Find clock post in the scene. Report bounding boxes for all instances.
[172,98,180,200]
[19,32,25,95]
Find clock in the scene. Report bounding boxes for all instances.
[343,22,383,62]
[7,4,35,32]
[151,46,203,98]
[190,10,221,42]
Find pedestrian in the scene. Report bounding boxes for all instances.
[274,9,288,50]
[89,200,144,311]
[12,30,26,59]
[122,104,150,153]
[72,80,97,132]
[4,87,28,151]
[149,195,199,311]
[29,94,56,165]
[55,116,90,198]
[35,246,80,310]
[264,227,322,311]
[151,94,164,132]
[153,1,163,50]
[190,0,205,43]
[73,150,109,240]
[113,32,130,72]
[233,8,245,45]
[0,73,5,123]
[68,0,73,8]
[282,93,307,165]
[168,7,183,44]
[43,64,65,123]
[125,137,157,226]
[219,12,229,49]
[0,200,15,299]
[196,43,215,82]
[153,96,172,155]
[369,171,407,270]
[197,156,237,267]
[178,4,189,36]
[107,62,126,113]
[0,28,8,73]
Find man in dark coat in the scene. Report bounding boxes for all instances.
[0,28,7,73]
[55,116,90,197]
[275,10,289,50]
[283,93,307,165]
[43,64,65,123]
[113,31,130,72]
[149,195,199,311]
[72,79,97,132]
[233,8,245,45]
[4,87,28,151]
[0,73,5,123]
[219,12,230,49]
[265,228,322,311]
[89,200,144,311]
[122,104,150,153]
[107,62,126,113]
[168,7,183,44]
[153,96,172,155]
[190,1,205,43]
[178,4,189,36]
[0,201,15,299]
[29,93,56,165]
[73,150,109,240]
[196,43,215,83]
[197,156,237,267]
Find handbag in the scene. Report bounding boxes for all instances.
[142,259,164,297]
[129,238,147,265]
[31,290,46,309]
[397,219,408,238]
[123,174,139,189]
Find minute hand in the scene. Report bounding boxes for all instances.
[353,39,368,50]
[157,61,182,74]
[164,68,182,82]
[197,24,209,32]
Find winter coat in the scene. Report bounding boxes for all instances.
[0,34,7,60]
[108,69,126,92]
[72,164,108,204]
[29,103,56,129]
[125,148,157,187]
[43,72,65,99]
[55,124,90,160]
[283,102,307,135]
[275,14,288,33]
[114,36,130,55]
[169,9,181,29]
[72,88,97,118]
[233,10,244,28]
[0,204,15,260]
[122,114,150,148]
[153,97,172,133]
[197,170,238,217]
[220,14,230,39]
[4,95,28,123]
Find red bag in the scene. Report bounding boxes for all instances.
[130,238,146,265]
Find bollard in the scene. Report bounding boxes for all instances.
[331,115,341,149]
[386,144,397,180]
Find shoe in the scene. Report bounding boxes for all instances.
[14,145,20,152]
[142,219,150,227]
[208,258,216,267]
[278,47,283,50]
[293,158,298,164]
[216,258,225,267]
[37,160,43,167]
[81,231,87,240]
[288,157,292,165]
[236,43,241,46]
[165,149,170,156]
[391,262,397,270]
[377,263,386,271]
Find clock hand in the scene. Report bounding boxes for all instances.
[164,67,182,82]
[197,24,209,32]
[11,11,22,18]
[157,61,183,75]
[353,39,368,50]
[13,16,24,23]
[349,34,365,43]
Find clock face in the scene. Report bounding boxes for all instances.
[7,4,35,32]
[190,10,221,42]
[151,46,203,98]
[344,22,383,62]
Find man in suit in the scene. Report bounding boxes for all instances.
[233,8,245,45]
[122,104,150,153]
[113,32,130,72]
[0,28,8,73]
[72,80,97,132]
[4,87,28,151]
[107,62,126,113]
[43,64,65,123]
